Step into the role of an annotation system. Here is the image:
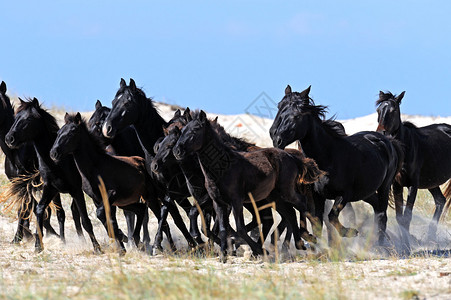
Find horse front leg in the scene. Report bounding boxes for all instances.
[427,186,446,240]
[34,186,58,253]
[403,184,418,234]
[212,200,229,262]
[70,199,84,239]
[166,196,197,249]
[231,197,263,257]
[96,205,126,255]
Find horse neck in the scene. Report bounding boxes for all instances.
[196,124,237,182]
[299,117,343,167]
[33,129,58,170]
[133,99,167,157]
[71,129,106,179]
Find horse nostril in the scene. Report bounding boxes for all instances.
[276,137,283,146]
[6,134,14,147]
[151,161,159,172]
[173,147,182,159]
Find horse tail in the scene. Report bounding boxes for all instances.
[0,171,53,220]
[440,180,451,221]
[292,152,326,193]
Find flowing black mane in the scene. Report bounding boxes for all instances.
[284,93,346,138]
[17,98,59,136]
[403,121,418,129]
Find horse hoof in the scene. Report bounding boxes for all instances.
[35,246,44,253]
[11,236,22,244]
[219,253,227,263]
[302,233,318,244]
[342,227,359,238]
[295,240,306,251]
[93,246,103,255]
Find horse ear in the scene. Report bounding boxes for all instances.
[300,157,326,184]
[212,116,218,124]
[95,100,102,110]
[300,85,311,99]
[75,112,82,124]
[120,78,126,88]
[396,91,405,104]
[163,126,169,136]
[379,91,385,98]
[199,110,207,123]
[0,81,6,94]
[184,107,192,121]
[32,97,39,108]
[64,112,70,124]
[285,85,292,95]
[129,78,136,90]
[174,109,181,118]
[18,97,25,105]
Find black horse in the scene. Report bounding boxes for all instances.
[88,100,149,246]
[5,98,102,253]
[376,91,451,246]
[0,82,75,243]
[102,78,195,251]
[51,112,152,253]
[270,85,404,248]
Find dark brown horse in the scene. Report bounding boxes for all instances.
[173,110,324,261]
[270,85,404,250]
[50,112,152,253]
[376,91,451,251]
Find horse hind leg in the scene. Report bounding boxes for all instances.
[328,196,359,238]
[123,210,136,245]
[427,186,446,241]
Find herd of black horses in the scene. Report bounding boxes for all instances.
[1,79,450,262]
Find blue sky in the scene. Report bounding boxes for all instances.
[2,1,451,119]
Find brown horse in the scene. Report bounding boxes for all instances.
[50,112,154,253]
[173,110,324,261]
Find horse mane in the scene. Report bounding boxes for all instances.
[375,91,399,106]
[189,109,256,150]
[284,92,347,138]
[402,121,418,129]
[66,113,107,154]
[17,98,59,136]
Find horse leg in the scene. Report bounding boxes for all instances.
[121,203,146,247]
[142,208,151,252]
[166,196,197,249]
[312,192,325,239]
[372,188,390,246]
[11,198,33,244]
[50,194,65,243]
[34,186,58,253]
[72,190,102,254]
[427,186,446,240]
[230,197,263,256]
[188,205,205,245]
[146,198,176,252]
[123,210,136,244]
[402,184,418,234]
[212,200,229,262]
[276,201,306,251]
[154,203,170,252]
[328,196,358,238]
[70,199,84,239]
